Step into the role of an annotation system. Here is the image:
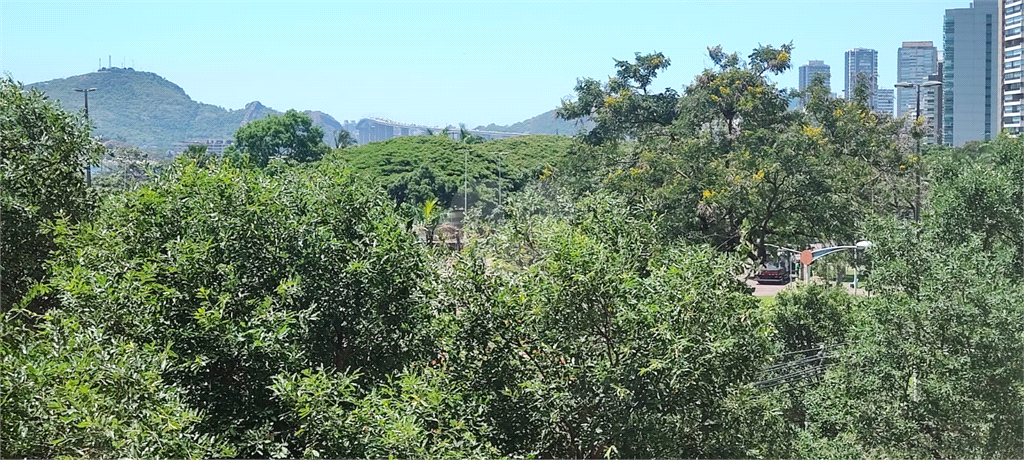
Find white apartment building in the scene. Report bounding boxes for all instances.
[1001,0,1024,134]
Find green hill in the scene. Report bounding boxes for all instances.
[330,134,573,210]
[474,108,593,135]
[28,68,344,151]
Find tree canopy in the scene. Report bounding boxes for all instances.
[231,109,329,167]
[2,43,1021,460]
[0,76,103,311]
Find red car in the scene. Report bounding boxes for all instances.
[756,263,791,284]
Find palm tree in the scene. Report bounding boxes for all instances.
[459,123,484,144]
[334,129,357,149]
[420,198,443,244]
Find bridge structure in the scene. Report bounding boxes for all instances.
[354,118,528,145]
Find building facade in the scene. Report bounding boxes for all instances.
[172,138,234,156]
[876,88,895,115]
[1000,0,1024,135]
[896,41,940,117]
[798,60,831,107]
[943,0,999,146]
[924,62,945,144]
[354,118,528,145]
[845,48,879,109]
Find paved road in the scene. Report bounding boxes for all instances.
[745,278,865,297]
[746,279,792,297]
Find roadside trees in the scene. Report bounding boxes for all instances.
[556,46,907,263]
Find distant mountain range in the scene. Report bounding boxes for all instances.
[474,109,593,135]
[27,68,584,151]
[28,68,345,151]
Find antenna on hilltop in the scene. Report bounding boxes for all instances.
[109,55,111,68]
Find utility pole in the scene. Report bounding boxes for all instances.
[895,80,942,221]
[464,148,469,212]
[74,87,98,187]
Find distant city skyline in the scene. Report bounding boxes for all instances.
[2,1,968,128]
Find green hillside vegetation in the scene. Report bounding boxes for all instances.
[331,134,573,212]
[29,68,343,151]
[474,108,594,135]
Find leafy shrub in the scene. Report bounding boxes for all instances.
[1,309,230,459]
[1,77,103,311]
[44,158,431,455]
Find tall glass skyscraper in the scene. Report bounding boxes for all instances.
[896,41,939,117]
[943,0,999,146]
[876,88,895,116]
[845,48,879,109]
[798,60,831,108]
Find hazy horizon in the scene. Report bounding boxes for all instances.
[3,0,964,128]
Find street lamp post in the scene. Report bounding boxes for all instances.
[74,87,98,187]
[853,240,873,295]
[895,80,942,221]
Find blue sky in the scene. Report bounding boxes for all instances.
[3,1,966,127]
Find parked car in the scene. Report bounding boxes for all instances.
[756,263,791,284]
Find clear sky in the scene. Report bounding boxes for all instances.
[2,0,967,128]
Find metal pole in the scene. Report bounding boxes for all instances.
[75,88,97,187]
[464,148,468,212]
[915,85,922,222]
[854,248,859,295]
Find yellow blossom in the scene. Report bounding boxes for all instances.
[802,125,823,138]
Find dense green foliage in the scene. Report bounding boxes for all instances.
[432,195,778,458]
[2,309,231,458]
[3,44,1022,459]
[229,110,330,167]
[38,159,430,456]
[333,134,573,213]
[1,77,103,311]
[557,46,913,263]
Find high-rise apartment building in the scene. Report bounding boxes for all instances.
[845,48,879,109]
[924,62,945,144]
[799,60,831,92]
[798,60,831,108]
[1000,0,1024,135]
[896,41,939,117]
[943,0,999,146]
[876,88,895,115]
